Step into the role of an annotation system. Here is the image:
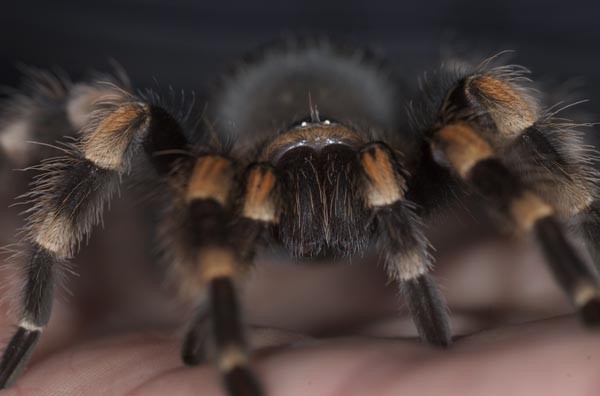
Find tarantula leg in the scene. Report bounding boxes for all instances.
[537,216,600,323]
[211,276,262,396]
[0,152,118,389]
[180,248,263,396]
[360,143,451,346]
[0,95,189,389]
[182,305,211,365]
[0,327,40,387]
[580,200,600,264]
[176,156,242,365]
[181,162,278,366]
[502,122,600,269]
[431,122,600,325]
[177,160,278,396]
[182,276,264,396]
[0,68,128,171]
[0,246,51,388]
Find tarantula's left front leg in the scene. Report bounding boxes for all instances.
[360,143,451,346]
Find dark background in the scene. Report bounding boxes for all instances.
[1,0,599,118]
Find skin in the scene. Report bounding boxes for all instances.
[1,317,598,396]
[0,233,599,396]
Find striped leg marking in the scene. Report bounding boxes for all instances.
[0,96,190,389]
[176,158,269,396]
[432,122,600,325]
[361,143,451,346]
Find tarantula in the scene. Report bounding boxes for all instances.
[0,37,599,396]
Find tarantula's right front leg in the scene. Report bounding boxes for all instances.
[360,142,451,347]
[172,161,279,396]
[0,93,189,388]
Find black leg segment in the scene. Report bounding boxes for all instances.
[401,274,451,347]
[535,216,600,326]
[0,328,41,389]
[210,277,263,396]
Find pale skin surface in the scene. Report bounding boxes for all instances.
[1,317,598,396]
[0,234,599,396]
[0,183,599,396]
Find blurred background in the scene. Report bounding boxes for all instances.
[0,0,599,345]
[2,0,600,107]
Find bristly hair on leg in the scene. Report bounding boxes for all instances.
[500,107,599,219]
[408,51,538,139]
[16,144,118,258]
[0,241,77,323]
[0,65,131,171]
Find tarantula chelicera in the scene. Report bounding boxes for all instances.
[0,37,599,396]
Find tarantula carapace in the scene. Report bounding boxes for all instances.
[0,38,599,396]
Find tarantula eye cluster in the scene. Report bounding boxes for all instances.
[0,37,599,395]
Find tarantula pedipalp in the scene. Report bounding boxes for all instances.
[0,38,600,396]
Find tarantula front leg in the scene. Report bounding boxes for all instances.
[360,143,451,346]
[0,92,188,388]
[429,72,600,325]
[173,161,278,396]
